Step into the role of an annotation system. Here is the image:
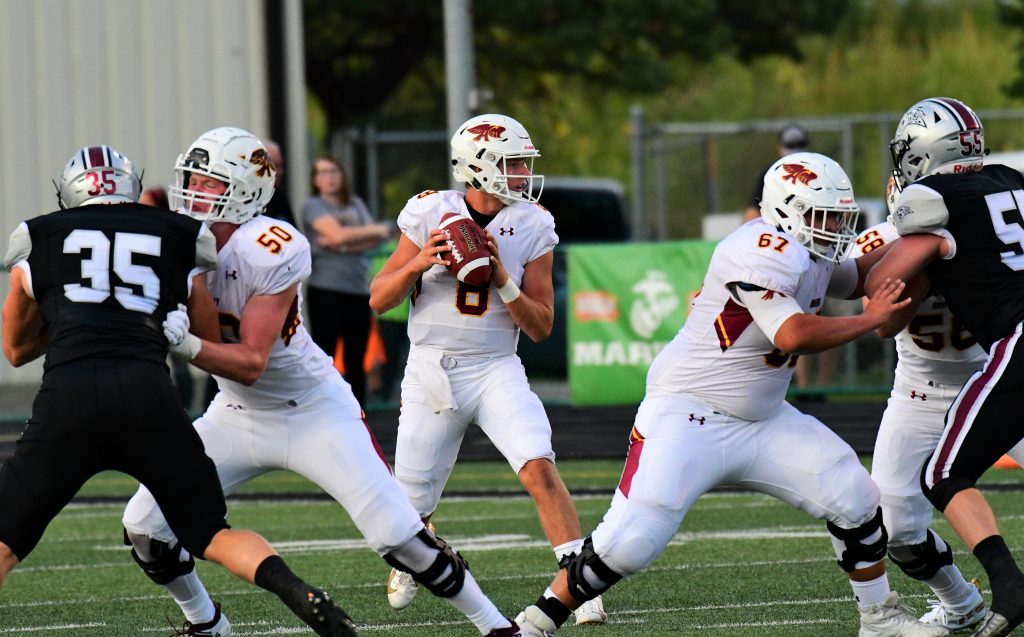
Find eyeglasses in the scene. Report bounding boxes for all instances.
[315,167,341,176]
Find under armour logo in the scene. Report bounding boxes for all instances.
[225,270,238,280]
[689,413,706,425]
[910,391,927,401]
[499,227,514,236]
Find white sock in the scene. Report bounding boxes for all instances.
[553,539,584,562]
[850,574,891,611]
[925,564,980,610]
[445,571,508,635]
[165,570,217,624]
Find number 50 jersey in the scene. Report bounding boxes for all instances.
[397,189,558,356]
[3,203,216,371]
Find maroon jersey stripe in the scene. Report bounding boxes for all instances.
[714,298,754,352]
[617,427,645,497]
[932,333,1012,483]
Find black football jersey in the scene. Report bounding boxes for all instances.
[918,164,1024,349]
[5,203,215,369]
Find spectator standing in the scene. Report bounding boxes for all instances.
[302,155,390,406]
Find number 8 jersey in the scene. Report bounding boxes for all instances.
[893,163,1024,350]
[397,190,558,356]
[3,203,215,371]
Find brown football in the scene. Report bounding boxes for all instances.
[438,212,493,287]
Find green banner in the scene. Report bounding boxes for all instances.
[568,240,717,406]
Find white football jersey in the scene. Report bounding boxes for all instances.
[646,220,838,421]
[397,189,558,356]
[208,215,345,408]
[852,222,985,385]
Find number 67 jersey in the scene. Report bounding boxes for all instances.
[397,189,558,357]
[645,219,850,421]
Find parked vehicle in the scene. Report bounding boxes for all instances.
[518,177,631,378]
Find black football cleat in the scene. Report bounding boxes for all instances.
[301,588,357,637]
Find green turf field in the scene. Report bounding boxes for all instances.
[2,458,1022,636]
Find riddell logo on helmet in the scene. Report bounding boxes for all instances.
[781,164,817,185]
[467,124,507,142]
[953,164,983,174]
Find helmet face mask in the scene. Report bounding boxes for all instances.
[55,145,142,209]
[168,127,276,224]
[890,97,984,190]
[451,114,543,205]
[759,152,860,263]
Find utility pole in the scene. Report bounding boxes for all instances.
[444,0,476,189]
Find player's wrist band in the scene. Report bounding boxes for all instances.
[497,278,521,304]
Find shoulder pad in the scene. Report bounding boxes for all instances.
[851,222,897,258]
[718,225,809,296]
[893,184,950,236]
[3,222,31,270]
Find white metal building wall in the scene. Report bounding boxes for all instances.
[0,0,271,384]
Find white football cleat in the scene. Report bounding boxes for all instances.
[386,568,419,610]
[176,601,231,636]
[859,592,950,637]
[574,596,607,625]
[515,605,557,637]
[919,579,986,630]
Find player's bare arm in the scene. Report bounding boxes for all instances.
[186,274,222,342]
[773,277,910,354]
[865,233,946,299]
[1,267,45,366]
[189,284,299,385]
[486,229,554,342]
[847,240,894,298]
[311,214,388,251]
[369,231,448,314]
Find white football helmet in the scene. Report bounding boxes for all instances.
[169,126,275,224]
[451,113,543,205]
[55,145,142,209]
[890,97,984,190]
[760,152,860,263]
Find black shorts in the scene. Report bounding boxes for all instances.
[0,359,228,560]
[925,323,1024,507]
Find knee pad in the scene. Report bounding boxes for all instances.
[827,507,888,572]
[123,528,195,585]
[888,529,953,581]
[383,528,467,598]
[562,537,623,603]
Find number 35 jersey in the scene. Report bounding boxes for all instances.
[208,215,342,408]
[397,190,558,356]
[645,220,841,421]
[3,203,215,371]
[853,222,985,385]
[894,164,1024,350]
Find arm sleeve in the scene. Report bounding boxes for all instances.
[728,282,803,345]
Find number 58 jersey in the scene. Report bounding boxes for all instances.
[397,190,558,356]
[646,220,841,421]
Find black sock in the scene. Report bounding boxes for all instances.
[255,555,304,593]
[974,536,1024,620]
[974,536,1021,581]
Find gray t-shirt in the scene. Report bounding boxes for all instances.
[301,195,374,295]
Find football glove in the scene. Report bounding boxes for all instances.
[163,303,202,360]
